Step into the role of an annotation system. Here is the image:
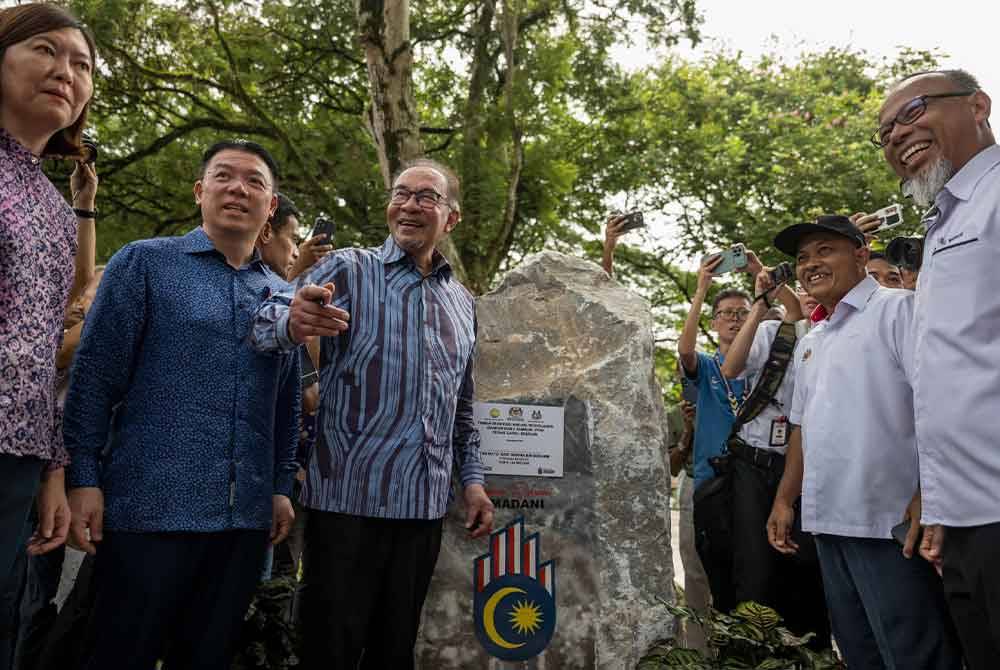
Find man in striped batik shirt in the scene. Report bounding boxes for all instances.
[252,158,494,670]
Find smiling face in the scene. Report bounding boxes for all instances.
[0,27,93,142]
[386,166,458,266]
[194,149,277,243]
[795,232,868,311]
[879,74,993,202]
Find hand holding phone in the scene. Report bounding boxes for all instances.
[701,244,748,275]
[310,215,336,243]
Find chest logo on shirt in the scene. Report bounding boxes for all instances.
[473,517,556,661]
[802,348,812,362]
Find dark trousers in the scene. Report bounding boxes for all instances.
[815,534,962,670]
[0,455,43,670]
[941,522,1000,670]
[729,456,830,647]
[695,453,830,648]
[299,510,443,670]
[83,529,268,670]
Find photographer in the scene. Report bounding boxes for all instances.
[717,269,828,646]
[677,251,761,611]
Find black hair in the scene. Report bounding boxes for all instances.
[270,192,300,233]
[199,139,280,186]
[711,288,751,313]
[868,251,886,261]
[392,158,461,211]
[0,3,97,159]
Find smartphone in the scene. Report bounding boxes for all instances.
[873,204,904,233]
[701,244,747,275]
[681,378,698,405]
[310,215,336,242]
[618,210,645,232]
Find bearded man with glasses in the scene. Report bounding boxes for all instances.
[251,158,493,669]
[877,69,1000,670]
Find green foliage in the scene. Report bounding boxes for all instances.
[637,600,844,670]
[231,577,298,670]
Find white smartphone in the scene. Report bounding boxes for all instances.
[872,204,904,233]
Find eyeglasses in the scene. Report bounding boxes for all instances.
[871,91,975,148]
[388,186,449,210]
[713,308,750,321]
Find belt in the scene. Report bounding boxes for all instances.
[728,438,785,471]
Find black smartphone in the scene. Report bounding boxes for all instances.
[310,215,336,242]
[618,210,645,232]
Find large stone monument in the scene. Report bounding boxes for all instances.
[416,251,674,669]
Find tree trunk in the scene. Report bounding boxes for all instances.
[356,0,469,284]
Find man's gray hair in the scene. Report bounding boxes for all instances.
[893,69,982,93]
[392,158,462,212]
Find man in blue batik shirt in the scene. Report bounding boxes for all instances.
[63,140,300,670]
[252,158,494,670]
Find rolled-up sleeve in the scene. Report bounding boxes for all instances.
[63,244,147,489]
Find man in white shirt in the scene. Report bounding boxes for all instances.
[767,215,961,669]
[876,69,999,669]
[720,273,829,648]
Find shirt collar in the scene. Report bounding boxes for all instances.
[377,235,453,277]
[942,144,1000,203]
[0,129,43,170]
[812,275,879,323]
[179,226,266,269]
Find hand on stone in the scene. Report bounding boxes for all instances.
[766,499,799,555]
[288,282,350,344]
[463,484,495,539]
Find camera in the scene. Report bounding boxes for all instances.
[886,236,924,272]
[80,132,98,165]
[768,262,794,287]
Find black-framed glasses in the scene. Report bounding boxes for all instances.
[871,91,975,148]
[713,308,750,321]
[387,186,449,210]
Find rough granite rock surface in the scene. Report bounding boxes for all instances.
[416,251,674,669]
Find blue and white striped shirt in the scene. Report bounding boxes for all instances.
[251,236,484,520]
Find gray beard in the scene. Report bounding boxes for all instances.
[901,157,954,208]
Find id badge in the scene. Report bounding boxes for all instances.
[770,417,788,447]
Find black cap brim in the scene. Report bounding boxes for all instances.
[773,222,864,257]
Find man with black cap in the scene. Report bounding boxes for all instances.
[766,215,962,669]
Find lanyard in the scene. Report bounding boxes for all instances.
[713,352,746,416]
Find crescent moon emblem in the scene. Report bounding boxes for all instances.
[484,586,526,649]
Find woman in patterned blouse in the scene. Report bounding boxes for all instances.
[0,2,98,598]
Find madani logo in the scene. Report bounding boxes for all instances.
[473,517,556,661]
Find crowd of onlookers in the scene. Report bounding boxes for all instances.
[610,68,999,670]
[3,2,999,669]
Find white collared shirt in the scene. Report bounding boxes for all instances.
[913,144,1000,527]
[738,320,795,454]
[790,276,916,539]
